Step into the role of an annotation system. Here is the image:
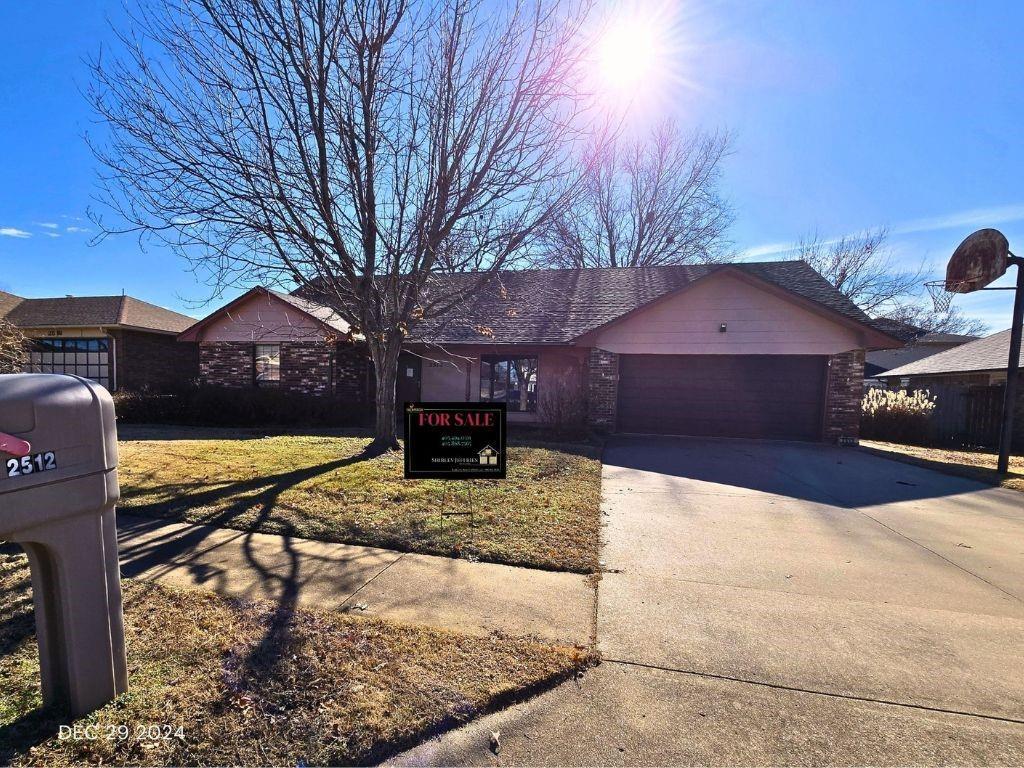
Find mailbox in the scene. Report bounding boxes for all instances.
[0,373,128,717]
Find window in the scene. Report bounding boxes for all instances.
[480,355,538,412]
[26,337,112,390]
[254,344,281,385]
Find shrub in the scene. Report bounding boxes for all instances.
[112,385,369,428]
[537,372,589,440]
[0,319,27,374]
[861,387,936,444]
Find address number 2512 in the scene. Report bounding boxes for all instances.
[6,452,57,478]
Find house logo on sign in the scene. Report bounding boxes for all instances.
[478,445,499,466]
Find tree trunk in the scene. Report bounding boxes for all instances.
[369,337,403,452]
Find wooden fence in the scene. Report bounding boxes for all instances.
[923,383,1023,451]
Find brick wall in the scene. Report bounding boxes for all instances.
[280,342,331,395]
[198,342,253,387]
[586,348,619,430]
[824,349,865,443]
[198,339,371,401]
[335,342,370,402]
[111,329,199,392]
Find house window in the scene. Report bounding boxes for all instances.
[254,344,281,385]
[26,337,112,390]
[480,355,538,412]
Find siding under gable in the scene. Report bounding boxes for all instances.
[590,271,862,355]
[194,292,332,343]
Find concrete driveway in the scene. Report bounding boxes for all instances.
[395,437,1024,766]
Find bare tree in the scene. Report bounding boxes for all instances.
[0,319,27,374]
[798,228,924,316]
[539,120,733,268]
[88,0,591,449]
[797,227,987,336]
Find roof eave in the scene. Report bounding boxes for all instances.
[177,286,351,342]
[883,366,1006,378]
[570,264,904,349]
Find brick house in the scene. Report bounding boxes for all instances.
[880,329,1021,390]
[879,329,1024,450]
[177,288,369,404]
[1,289,197,392]
[180,262,901,443]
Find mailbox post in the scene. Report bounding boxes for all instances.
[0,373,128,717]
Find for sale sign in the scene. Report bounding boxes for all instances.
[404,402,506,479]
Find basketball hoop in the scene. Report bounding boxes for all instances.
[924,280,957,313]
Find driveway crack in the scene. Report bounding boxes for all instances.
[602,658,1024,726]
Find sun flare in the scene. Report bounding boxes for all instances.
[589,1,690,120]
[597,17,663,92]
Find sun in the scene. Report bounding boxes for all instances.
[597,16,664,94]
[587,1,691,120]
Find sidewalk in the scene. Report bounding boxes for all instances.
[116,514,595,646]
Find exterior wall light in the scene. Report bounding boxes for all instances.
[719,322,728,333]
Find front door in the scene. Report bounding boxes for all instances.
[396,353,422,414]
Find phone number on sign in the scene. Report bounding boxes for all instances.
[59,724,185,742]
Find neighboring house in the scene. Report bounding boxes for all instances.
[864,318,977,379]
[881,329,1022,389]
[880,330,1023,451]
[0,289,197,392]
[179,262,901,443]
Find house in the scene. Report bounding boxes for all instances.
[177,287,367,401]
[881,329,1022,389]
[179,262,901,443]
[880,329,1023,450]
[864,318,977,380]
[1,289,197,392]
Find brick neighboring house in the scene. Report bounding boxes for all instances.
[879,329,1024,451]
[881,329,1022,389]
[1,289,197,392]
[181,262,901,443]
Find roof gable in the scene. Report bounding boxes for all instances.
[377,261,899,346]
[0,290,23,320]
[3,294,194,333]
[177,287,350,342]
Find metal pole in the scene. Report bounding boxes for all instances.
[997,255,1024,474]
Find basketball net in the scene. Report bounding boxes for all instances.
[923,280,963,313]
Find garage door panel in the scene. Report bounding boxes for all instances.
[616,354,826,440]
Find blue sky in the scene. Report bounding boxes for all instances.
[0,0,1022,329]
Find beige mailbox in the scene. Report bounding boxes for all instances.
[0,373,128,717]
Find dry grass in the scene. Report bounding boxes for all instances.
[0,552,592,767]
[115,426,602,573]
[860,441,1024,492]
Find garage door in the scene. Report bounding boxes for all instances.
[616,355,827,440]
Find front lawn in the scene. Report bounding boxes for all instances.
[117,426,602,572]
[0,553,591,766]
[860,440,1024,492]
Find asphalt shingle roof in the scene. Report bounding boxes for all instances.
[883,329,1021,377]
[1,293,195,333]
[267,290,350,334]
[387,261,884,344]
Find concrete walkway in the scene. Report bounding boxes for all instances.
[392,437,1024,766]
[117,514,595,646]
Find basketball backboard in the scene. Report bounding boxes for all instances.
[945,228,1009,293]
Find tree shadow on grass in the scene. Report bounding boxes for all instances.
[1,446,389,764]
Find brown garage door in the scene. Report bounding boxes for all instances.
[616,355,827,440]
